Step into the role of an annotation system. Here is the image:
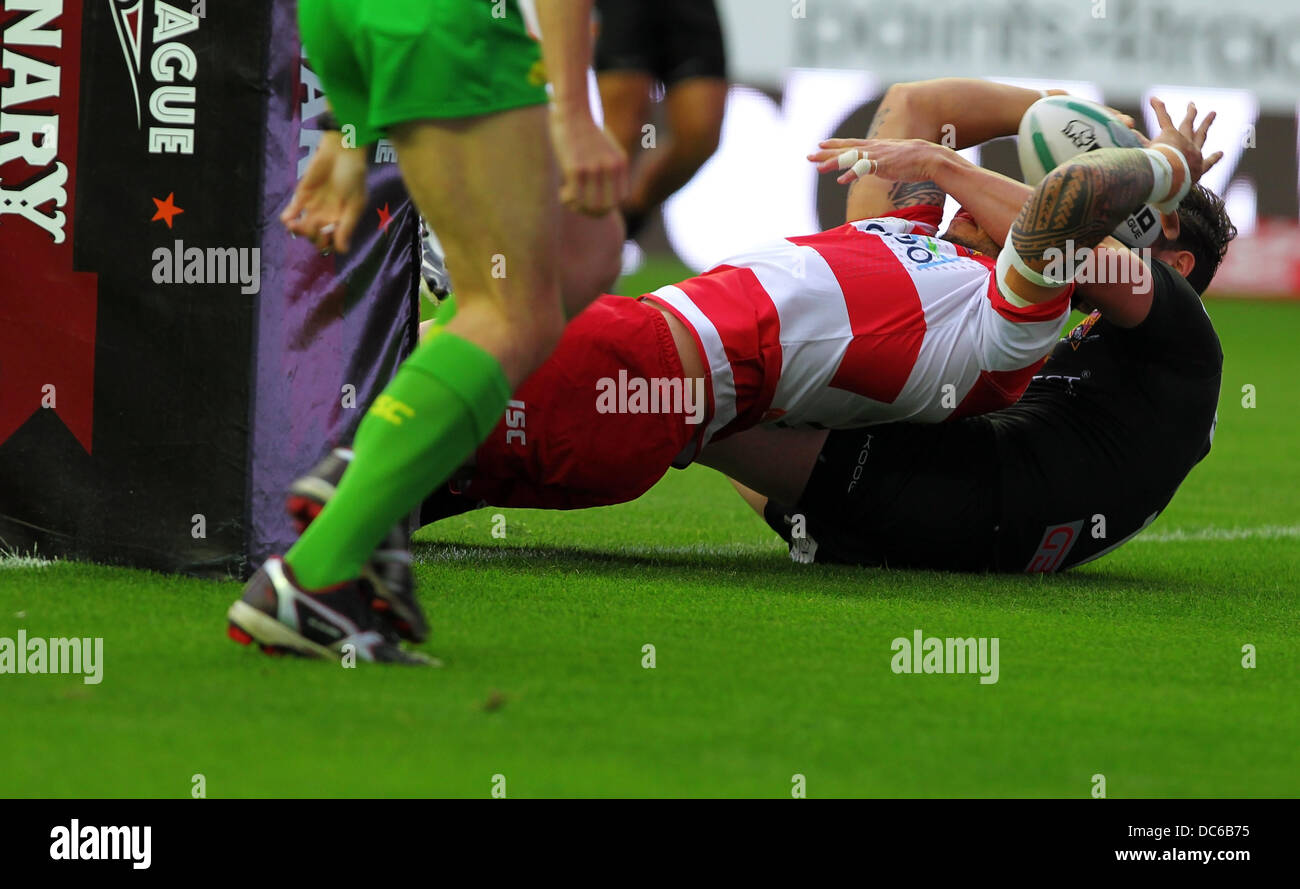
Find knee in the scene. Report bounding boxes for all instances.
[670,99,725,163]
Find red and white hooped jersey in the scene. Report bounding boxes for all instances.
[647,206,1073,458]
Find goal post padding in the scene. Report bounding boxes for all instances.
[0,2,419,579]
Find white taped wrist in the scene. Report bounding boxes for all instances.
[995,245,1035,307]
[997,241,1068,304]
[1143,146,1191,213]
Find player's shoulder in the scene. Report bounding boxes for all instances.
[845,204,943,237]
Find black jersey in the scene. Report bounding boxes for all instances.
[984,260,1222,571]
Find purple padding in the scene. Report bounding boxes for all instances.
[247,2,419,572]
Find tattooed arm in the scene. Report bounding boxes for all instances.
[999,144,1189,327]
[838,79,1062,223]
[1004,97,1218,323]
[1003,148,1159,317]
[1010,150,1156,274]
[813,138,1032,249]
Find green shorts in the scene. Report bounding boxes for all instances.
[299,0,549,145]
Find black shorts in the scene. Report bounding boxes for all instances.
[594,0,727,85]
[763,421,1003,571]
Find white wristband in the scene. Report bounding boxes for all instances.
[1143,146,1191,213]
[996,241,1068,305]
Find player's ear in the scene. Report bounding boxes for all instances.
[1164,248,1196,280]
[1159,210,1181,241]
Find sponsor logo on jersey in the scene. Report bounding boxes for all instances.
[859,222,963,270]
[1067,310,1102,350]
[1025,519,1084,573]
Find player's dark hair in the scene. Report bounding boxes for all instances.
[1155,184,1237,295]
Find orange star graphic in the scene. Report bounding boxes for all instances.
[151,192,184,228]
[376,202,393,233]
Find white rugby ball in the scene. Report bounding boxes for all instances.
[1017,95,1160,248]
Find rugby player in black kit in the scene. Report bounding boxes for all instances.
[716,114,1234,573]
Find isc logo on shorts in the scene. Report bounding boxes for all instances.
[1025,520,1084,573]
[504,399,526,446]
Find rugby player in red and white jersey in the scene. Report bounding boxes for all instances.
[438,83,1227,581]
[442,78,1169,510]
[287,79,1208,631]
[446,79,1089,507]
[286,80,1220,652]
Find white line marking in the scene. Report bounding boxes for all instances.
[417,525,1299,565]
[1132,524,1300,543]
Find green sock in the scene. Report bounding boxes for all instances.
[285,329,509,590]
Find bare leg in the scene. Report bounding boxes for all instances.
[730,478,769,518]
[697,426,828,506]
[389,106,565,386]
[623,77,726,220]
[283,105,571,592]
[597,70,654,158]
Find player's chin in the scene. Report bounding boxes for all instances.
[941,218,999,255]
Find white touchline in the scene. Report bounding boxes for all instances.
[410,526,1297,567]
[1132,524,1300,543]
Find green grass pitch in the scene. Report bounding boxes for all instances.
[1,259,1296,798]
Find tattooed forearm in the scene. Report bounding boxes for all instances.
[888,179,945,208]
[1009,148,1154,271]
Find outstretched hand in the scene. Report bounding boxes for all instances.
[808,137,949,186]
[1147,97,1223,185]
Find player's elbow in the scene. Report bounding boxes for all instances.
[877,81,934,139]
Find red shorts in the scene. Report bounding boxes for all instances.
[464,295,697,509]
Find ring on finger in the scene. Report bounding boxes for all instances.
[851,155,877,178]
